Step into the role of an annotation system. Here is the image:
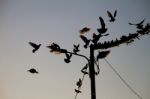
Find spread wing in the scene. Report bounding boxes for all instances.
[114,10,117,17]
[99,17,105,28]
[107,11,113,19]
[139,18,145,25]
[80,35,89,43]
[29,42,37,48]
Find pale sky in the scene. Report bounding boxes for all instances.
[0,0,150,99]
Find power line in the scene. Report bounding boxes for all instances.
[104,58,143,99]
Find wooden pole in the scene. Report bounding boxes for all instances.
[89,44,96,99]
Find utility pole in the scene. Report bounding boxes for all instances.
[89,44,96,99]
[45,11,150,99]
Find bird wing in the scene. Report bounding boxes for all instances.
[139,18,145,25]
[107,11,113,19]
[29,42,37,48]
[99,17,105,28]
[80,35,88,43]
[114,10,117,17]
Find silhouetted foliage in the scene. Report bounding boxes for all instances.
[73,44,80,54]
[64,53,72,63]
[80,35,91,48]
[96,50,110,61]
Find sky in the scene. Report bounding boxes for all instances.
[0,0,150,99]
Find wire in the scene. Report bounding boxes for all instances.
[74,65,88,99]
[104,58,143,99]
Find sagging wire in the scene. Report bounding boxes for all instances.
[74,63,89,99]
[104,58,143,99]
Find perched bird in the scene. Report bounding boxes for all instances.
[28,68,39,74]
[79,27,90,34]
[129,19,145,29]
[29,42,41,53]
[107,10,117,22]
[64,53,72,63]
[80,35,91,48]
[97,17,107,34]
[76,78,82,88]
[75,89,81,93]
[73,44,80,54]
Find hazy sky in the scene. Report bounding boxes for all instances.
[0,0,150,99]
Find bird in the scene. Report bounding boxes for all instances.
[28,68,39,74]
[107,10,117,22]
[73,44,80,54]
[79,27,90,34]
[80,35,91,48]
[64,53,72,63]
[29,42,41,53]
[129,19,145,29]
[97,17,107,34]
[75,89,81,93]
[92,33,102,44]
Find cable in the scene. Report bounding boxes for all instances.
[104,58,143,99]
[74,65,88,99]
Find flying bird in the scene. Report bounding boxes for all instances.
[29,42,41,53]
[80,35,90,48]
[129,19,145,29]
[79,27,90,34]
[97,17,107,34]
[28,68,39,74]
[107,10,117,22]
[64,53,72,63]
[73,44,80,54]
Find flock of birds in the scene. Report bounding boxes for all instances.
[79,10,117,49]
[27,42,41,74]
[26,10,150,99]
[27,9,148,75]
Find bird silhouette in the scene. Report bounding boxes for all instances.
[79,27,90,34]
[73,44,80,54]
[75,89,81,93]
[80,35,90,48]
[28,68,39,74]
[29,42,41,53]
[107,10,117,22]
[97,17,107,34]
[76,78,82,88]
[64,53,72,63]
[129,19,145,29]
